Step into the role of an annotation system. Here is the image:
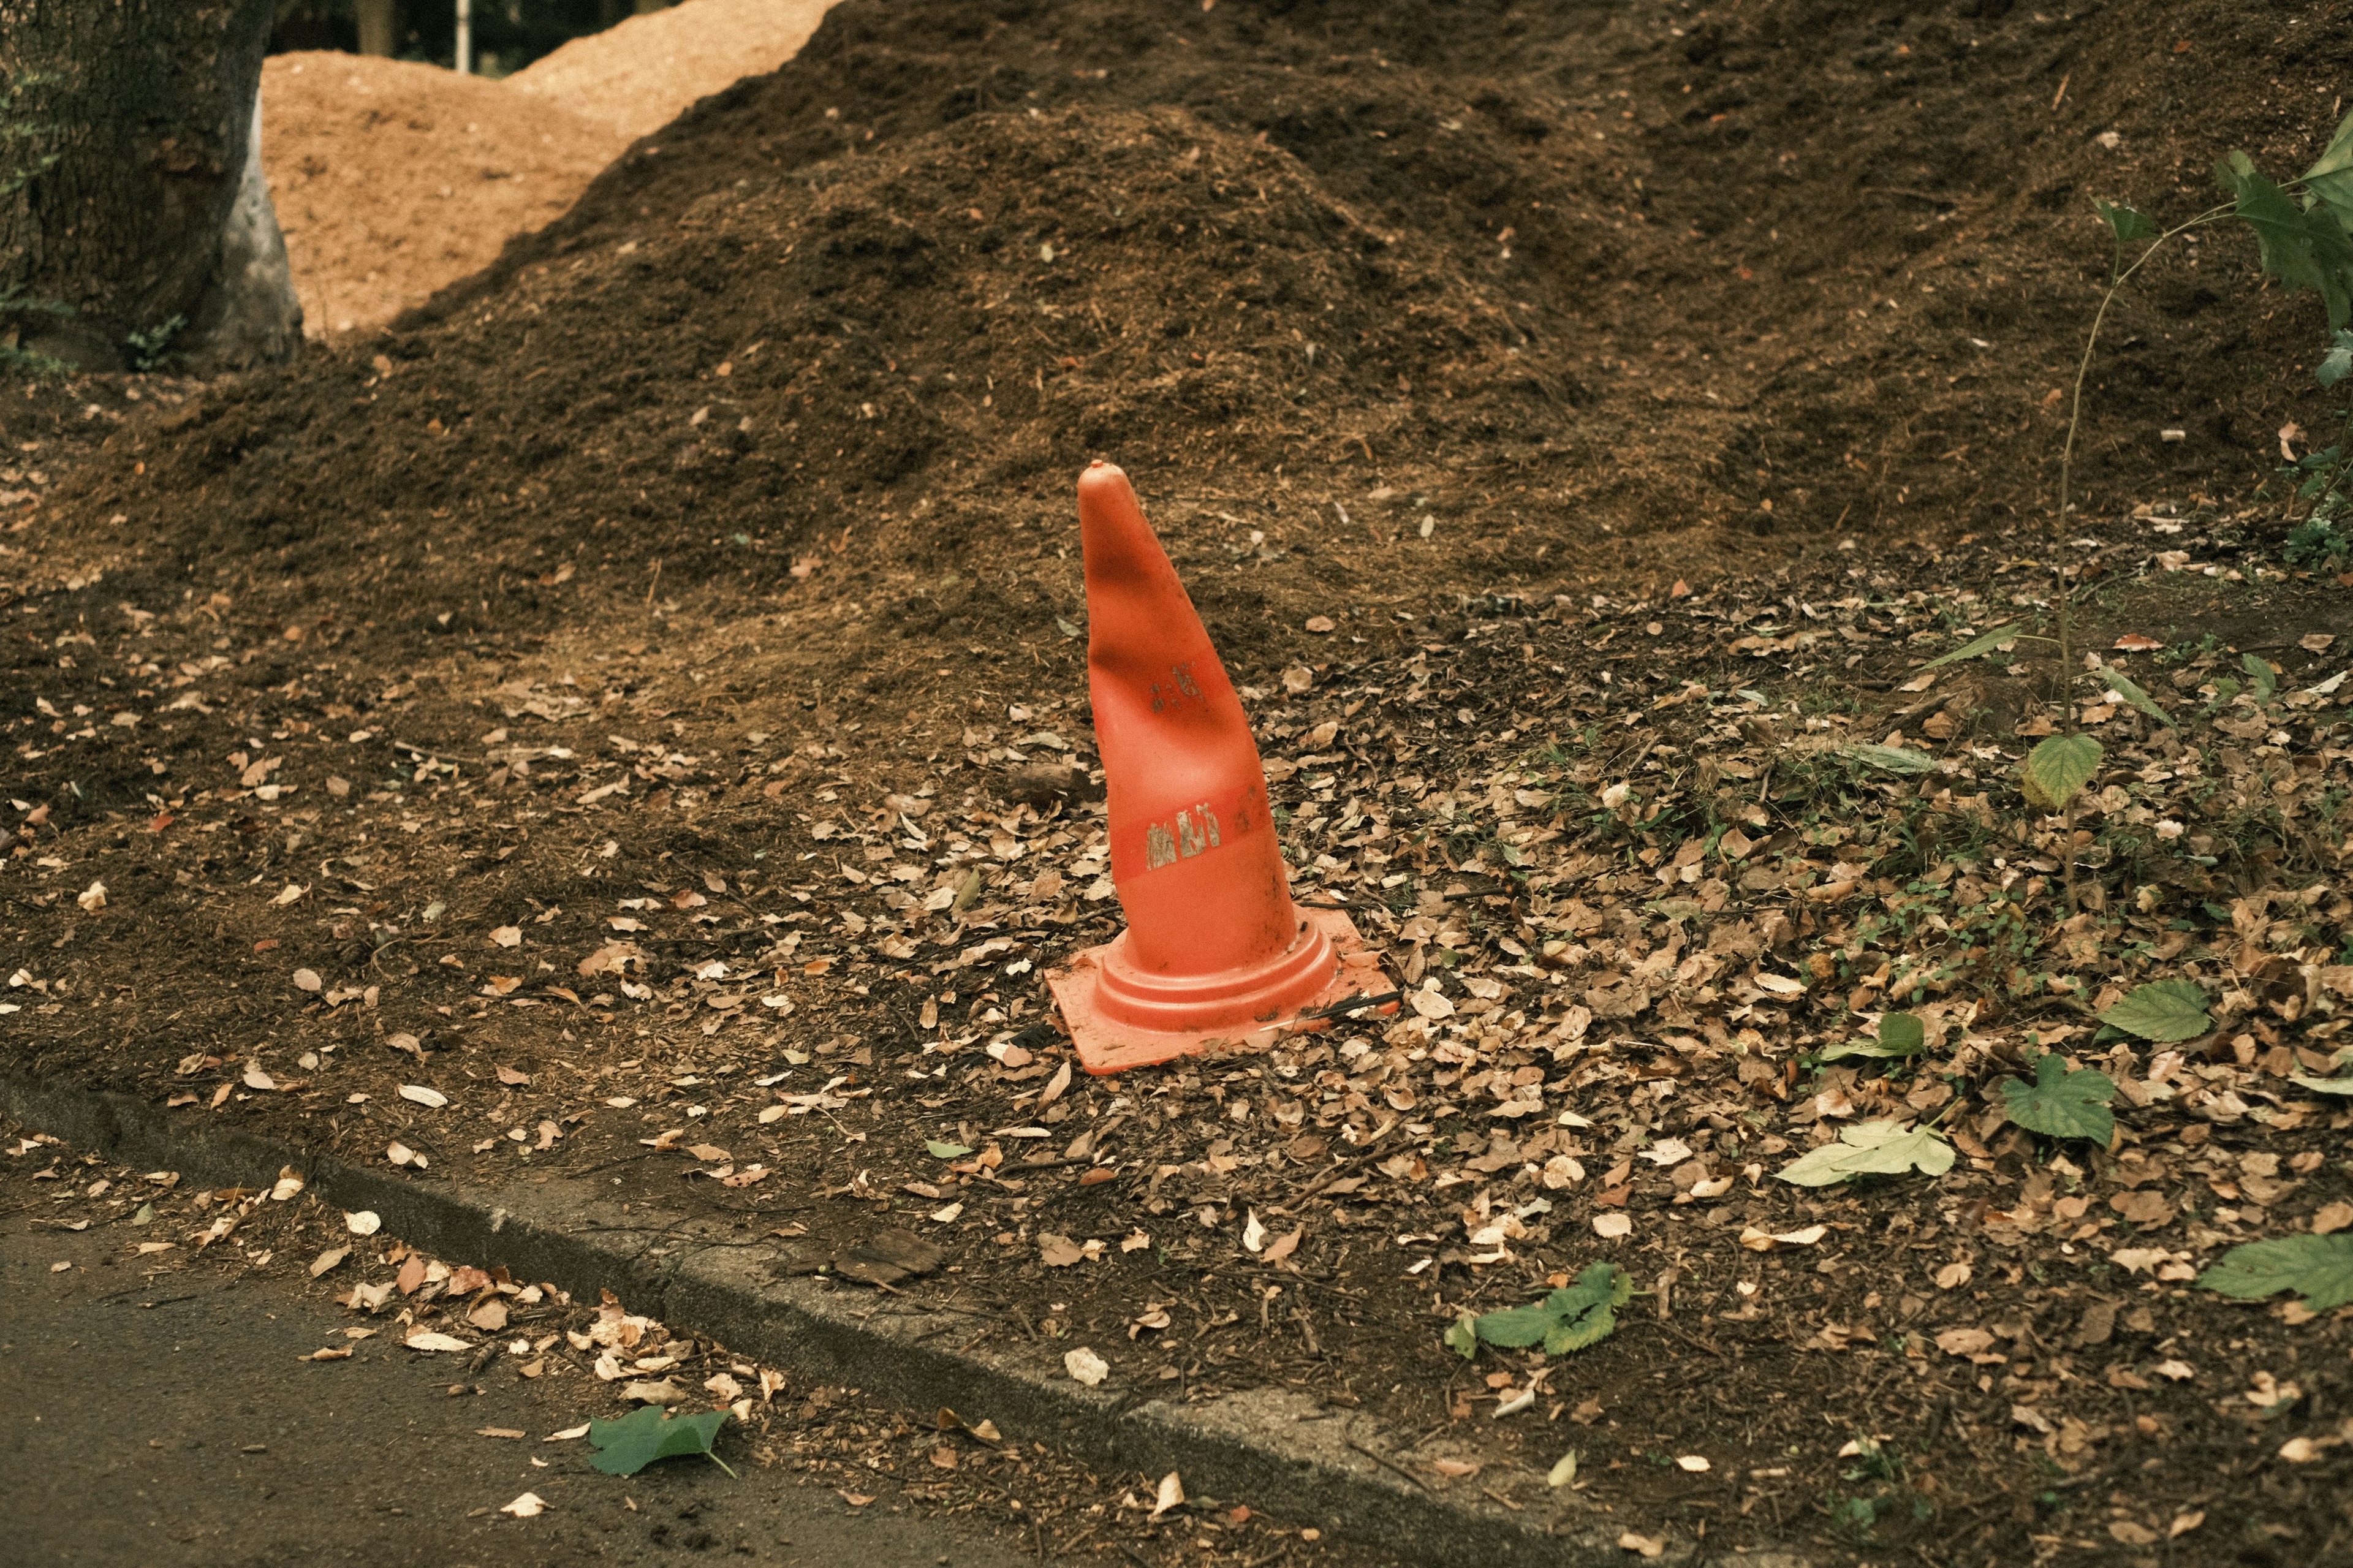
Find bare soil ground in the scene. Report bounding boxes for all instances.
[10,2,2353,1562]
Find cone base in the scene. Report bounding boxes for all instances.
[1047,907,1389,1074]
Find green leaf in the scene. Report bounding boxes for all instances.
[1842,743,1939,776]
[2198,1235,2353,1312]
[588,1405,735,1478]
[2289,1073,2353,1096]
[2099,667,2174,728]
[1878,1012,1926,1054]
[1996,1052,2117,1143]
[1055,616,1083,640]
[2317,328,2353,389]
[1777,1121,1954,1187]
[2242,651,2278,705]
[925,1140,974,1159]
[2098,977,2211,1043]
[1469,1298,1562,1349]
[2019,733,2101,811]
[2304,107,2353,234]
[2095,199,2160,243]
[1919,621,2036,670]
[1446,1310,1479,1358]
[1542,1262,1634,1355]
[1819,1011,1928,1063]
[2218,152,2353,327]
[1466,1262,1631,1357]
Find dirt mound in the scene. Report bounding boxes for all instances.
[507,0,838,142]
[260,51,625,337]
[55,0,2353,652]
[169,103,1540,600]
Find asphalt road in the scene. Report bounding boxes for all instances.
[0,1217,1034,1568]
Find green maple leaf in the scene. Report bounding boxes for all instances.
[1778,1121,1953,1187]
[1460,1262,1631,1359]
[2097,979,2211,1043]
[2199,1235,2353,1312]
[2020,733,2101,812]
[588,1405,736,1478]
[1996,1053,2116,1143]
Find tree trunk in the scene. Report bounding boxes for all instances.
[355,0,399,59]
[0,0,301,373]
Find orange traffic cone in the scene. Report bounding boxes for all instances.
[1046,461,1386,1074]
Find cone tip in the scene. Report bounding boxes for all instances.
[1077,458,1130,498]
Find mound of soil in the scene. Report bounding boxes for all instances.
[261,52,626,338]
[506,0,839,141]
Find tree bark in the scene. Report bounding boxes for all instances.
[0,0,301,372]
[355,0,400,59]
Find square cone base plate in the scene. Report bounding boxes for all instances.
[1047,907,1389,1075]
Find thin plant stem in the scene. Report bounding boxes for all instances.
[2050,201,2234,913]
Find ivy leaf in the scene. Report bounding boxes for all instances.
[2099,667,2174,727]
[925,1140,974,1159]
[1841,743,1938,776]
[1996,1053,2117,1143]
[1445,1311,1479,1359]
[2097,978,2211,1043]
[2019,733,2101,811]
[2317,328,2353,390]
[1820,1012,1928,1063]
[1919,621,2039,670]
[2198,1235,2353,1312]
[1778,1121,1954,1187]
[2095,199,2160,243]
[588,1405,735,1478]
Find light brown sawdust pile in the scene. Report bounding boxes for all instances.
[506,0,837,141]
[262,53,627,338]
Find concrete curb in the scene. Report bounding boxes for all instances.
[4,1070,1809,1568]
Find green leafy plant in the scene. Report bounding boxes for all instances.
[2241,651,2279,709]
[587,1405,736,1477]
[2199,1235,2353,1312]
[1778,1121,1954,1187]
[2020,733,2102,909]
[2097,978,2212,1042]
[1996,1053,2117,1144]
[1446,1260,1631,1358]
[2283,515,2352,572]
[124,313,184,373]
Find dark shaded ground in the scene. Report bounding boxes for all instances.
[0,1218,1037,1567]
